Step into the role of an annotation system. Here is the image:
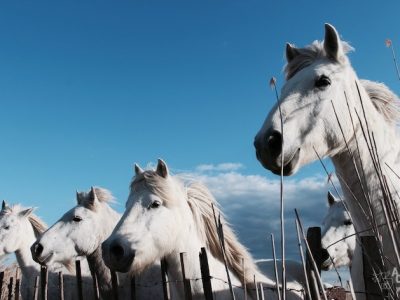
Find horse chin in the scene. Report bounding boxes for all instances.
[35,252,55,266]
[267,148,301,176]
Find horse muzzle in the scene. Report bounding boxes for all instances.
[254,130,300,176]
[102,239,135,273]
[31,241,53,265]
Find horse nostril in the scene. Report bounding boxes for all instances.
[34,243,44,256]
[110,243,125,261]
[266,130,282,155]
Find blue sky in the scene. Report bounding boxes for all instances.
[0,1,399,267]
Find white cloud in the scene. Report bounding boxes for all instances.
[195,163,244,173]
[181,165,338,263]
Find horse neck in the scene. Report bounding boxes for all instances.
[15,224,40,280]
[332,97,400,232]
[87,247,113,296]
[86,206,121,297]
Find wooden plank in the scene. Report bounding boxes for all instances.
[160,259,170,300]
[199,247,213,300]
[0,271,4,299]
[33,276,40,300]
[91,271,99,300]
[110,271,119,300]
[130,276,136,300]
[14,278,20,300]
[40,266,48,300]
[75,260,83,300]
[180,252,193,300]
[58,271,64,300]
[306,227,322,300]
[8,277,13,300]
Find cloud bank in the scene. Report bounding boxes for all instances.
[180,163,332,261]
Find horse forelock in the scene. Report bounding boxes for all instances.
[186,182,262,286]
[130,170,177,205]
[284,40,353,80]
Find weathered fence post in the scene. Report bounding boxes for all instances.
[14,278,20,300]
[58,271,64,300]
[130,276,136,300]
[40,266,48,300]
[110,271,119,300]
[160,259,170,300]
[306,227,323,300]
[199,247,213,300]
[180,252,193,300]
[75,260,83,300]
[361,236,385,300]
[33,276,40,300]
[254,275,259,300]
[0,271,4,299]
[8,277,13,300]
[91,271,100,300]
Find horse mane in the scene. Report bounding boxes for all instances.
[131,171,262,286]
[360,79,400,124]
[185,182,262,286]
[0,205,47,238]
[284,40,353,80]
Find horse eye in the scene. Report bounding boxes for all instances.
[4,226,9,230]
[315,75,331,88]
[149,201,161,209]
[344,220,352,226]
[73,216,82,222]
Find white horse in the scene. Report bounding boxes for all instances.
[254,23,400,297]
[31,187,163,300]
[0,201,77,299]
[102,159,305,300]
[321,192,355,271]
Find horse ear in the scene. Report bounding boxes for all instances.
[87,186,99,209]
[1,200,9,211]
[134,164,144,176]
[327,191,337,206]
[76,190,83,205]
[286,43,300,62]
[19,207,35,217]
[156,159,169,178]
[324,23,343,60]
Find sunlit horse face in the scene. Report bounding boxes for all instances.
[254,24,358,175]
[0,201,34,256]
[31,188,109,266]
[103,159,188,274]
[321,192,355,270]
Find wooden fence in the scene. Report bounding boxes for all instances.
[0,229,386,300]
[0,247,233,300]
